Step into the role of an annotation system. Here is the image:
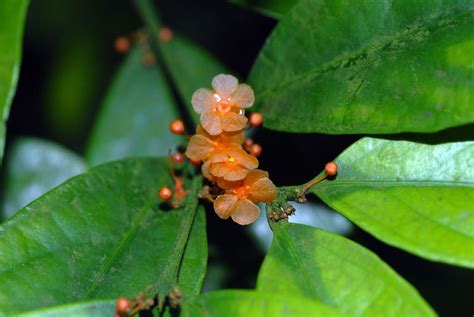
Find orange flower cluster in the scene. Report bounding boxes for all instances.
[186,74,277,225]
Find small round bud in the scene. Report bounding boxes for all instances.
[142,52,156,66]
[249,112,264,127]
[249,144,262,157]
[159,27,173,43]
[325,162,338,176]
[159,186,173,200]
[115,297,131,314]
[171,152,184,164]
[114,36,130,54]
[170,120,185,135]
[244,138,254,148]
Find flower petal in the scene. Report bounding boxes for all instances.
[225,130,245,146]
[243,169,269,186]
[250,177,277,203]
[201,161,215,182]
[214,194,238,219]
[228,147,259,169]
[201,111,223,135]
[231,199,260,225]
[185,134,215,161]
[222,112,248,132]
[230,84,255,108]
[192,88,215,114]
[223,166,248,181]
[210,162,248,181]
[212,74,238,98]
[217,178,241,190]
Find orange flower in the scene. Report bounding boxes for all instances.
[185,125,257,181]
[208,147,258,181]
[185,125,244,162]
[191,74,255,135]
[213,169,277,225]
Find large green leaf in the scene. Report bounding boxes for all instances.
[160,35,230,125]
[181,290,345,317]
[258,223,435,316]
[0,0,29,164]
[229,0,298,19]
[20,300,114,317]
[0,158,204,314]
[86,48,181,166]
[1,138,86,220]
[310,138,474,267]
[249,0,474,134]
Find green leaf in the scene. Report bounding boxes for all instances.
[86,47,181,166]
[311,137,474,267]
[1,137,86,220]
[0,0,29,164]
[249,0,474,134]
[181,290,345,317]
[160,35,230,125]
[20,300,114,317]
[0,158,204,314]
[229,0,298,19]
[177,206,208,295]
[258,223,435,316]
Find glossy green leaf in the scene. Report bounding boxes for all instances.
[311,138,474,267]
[181,290,345,317]
[229,0,297,19]
[1,138,86,220]
[160,35,230,125]
[86,48,181,166]
[0,158,204,315]
[258,223,435,316]
[249,0,474,134]
[21,300,114,317]
[0,0,29,164]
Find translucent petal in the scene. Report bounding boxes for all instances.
[250,177,277,203]
[192,88,215,114]
[212,74,238,97]
[214,194,238,219]
[185,135,215,161]
[222,112,248,132]
[231,199,260,225]
[201,161,215,182]
[210,163,248,181]
[217,178,242,190]
[243,169,269,186]
[230,84,255,108]
[228,148,259,169]
[201,111,223,135]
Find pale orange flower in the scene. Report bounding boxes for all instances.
[185,125,244,162]
[213,169,277,225]
[191,74,255,135]
[185,125,257,181]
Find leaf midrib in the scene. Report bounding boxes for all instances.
[255,6,473,98]
[81,192,158,299]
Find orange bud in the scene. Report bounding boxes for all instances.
[159,186,173,200]
[325,162,338,176]
[114,36,130,54]
[249,144,262,157]
[159,27,173,43]
[115,297,130,314]
[171,152,184,164]
[170,120,185,135]
[244,138,254,148]
[249,112,263,127]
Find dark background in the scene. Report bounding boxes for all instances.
[5,0,473,315]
